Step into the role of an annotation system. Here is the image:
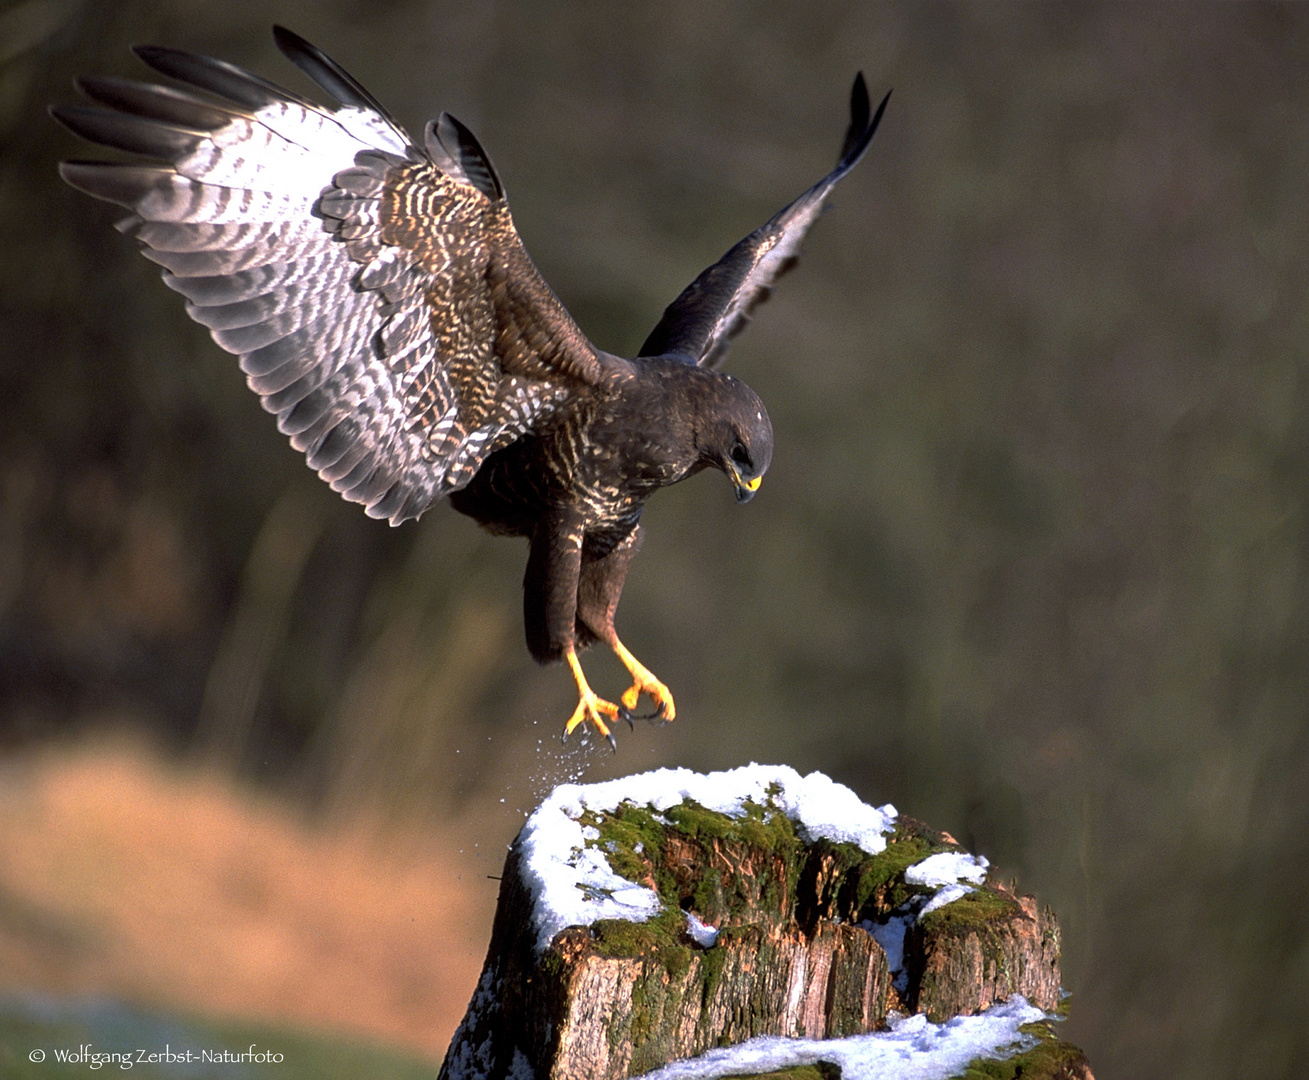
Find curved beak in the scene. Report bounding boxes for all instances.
[731,469,762,503]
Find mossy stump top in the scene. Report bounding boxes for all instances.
[439,766,1081,1080]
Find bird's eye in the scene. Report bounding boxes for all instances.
[730,442,751,468]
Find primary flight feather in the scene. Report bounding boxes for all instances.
[55,28,889,747]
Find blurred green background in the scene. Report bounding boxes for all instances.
[3,1,1308,1077]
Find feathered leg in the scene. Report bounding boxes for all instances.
[577,525,676,722]
[526,512,623,748]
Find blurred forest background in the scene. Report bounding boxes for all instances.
[2,1,1307,1077]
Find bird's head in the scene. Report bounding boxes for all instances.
[699,375,773,503]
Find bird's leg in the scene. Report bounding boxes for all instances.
[563,646,623,751]
[525,512,624,750]
[574,524,674,725]
[611,637,676,722]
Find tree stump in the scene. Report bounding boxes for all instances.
[440,766,1090,1080]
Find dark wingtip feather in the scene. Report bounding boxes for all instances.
[132,43,314,112]
[839,73,870,162]
[272,26,401,125]
[74,74,238,131]
[50,103,203,160]
[58,160,172,207]
[836,79,891,172]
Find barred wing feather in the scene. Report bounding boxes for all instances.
[55,27,609,525]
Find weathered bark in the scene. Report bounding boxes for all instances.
[440,802,1067,1080]
[911,888,1063,1021]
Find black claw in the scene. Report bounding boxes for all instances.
[561,725,570,743]
[624,701,666,723]
[619,706,636,730]
[606,731,618,753]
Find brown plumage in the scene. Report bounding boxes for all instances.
[54,27,889,746]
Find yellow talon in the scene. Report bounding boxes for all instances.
[564,648,623,749]
[613,638,677,721]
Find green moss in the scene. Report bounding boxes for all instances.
[538,947,569,984]
[580,795,973,946]
[627,971,656,1049]
[693,867,724,913]
[664,800,738,841]
[580,797,817,939]
[799,824,959,923]
[579,804,668,892]
[620,983,644,1051]
[592,907,688,960]
[580,803,657,846]
[578,804,679,910]
[664,944,694,981]
[918,887,1018,938]
[626,967,690,1071]
[867,831,934,883]
[864,823,966,913]
[951,1019,1088,1079]
[605,845,654,886]
[663,798,801,856]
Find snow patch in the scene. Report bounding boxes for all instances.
[867,915,912,991]
[905,851,989,888]
[685,911,719,948]
[443,969,503,1080]
[900,851,989,919]
[506,1048,535,1080]
[631,996,1047,1080]
[518,764,897,951]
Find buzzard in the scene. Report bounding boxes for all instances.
[54,29,889,747]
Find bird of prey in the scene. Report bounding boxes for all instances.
[54,28,889,747]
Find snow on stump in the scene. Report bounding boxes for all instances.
[440,765,1087,1080]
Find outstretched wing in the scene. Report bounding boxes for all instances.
[638,76,890,369]
[54,27,616,525]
